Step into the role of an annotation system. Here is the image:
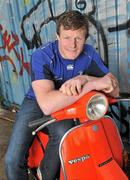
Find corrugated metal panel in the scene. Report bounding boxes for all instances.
[0,0,130,141]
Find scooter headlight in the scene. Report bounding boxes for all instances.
[86,93,108,120]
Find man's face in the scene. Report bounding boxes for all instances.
[56,26,86,60]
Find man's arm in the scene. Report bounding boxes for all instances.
[59,73,119,97]
[32,73,119,115]
[91,73,119,97]
[32,79,95,115]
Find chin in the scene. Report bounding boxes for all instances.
[66,53,79,60]
[66,56,76,60]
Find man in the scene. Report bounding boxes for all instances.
[5,10,119,180]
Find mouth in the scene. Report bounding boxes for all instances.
[67,49,77,52]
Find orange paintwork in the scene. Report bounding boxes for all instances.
[52,91,108,123]
[28,91,128,180]
[28,132,48,168]
[59,118,127,179]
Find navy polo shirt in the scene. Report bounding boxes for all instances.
[26,40,109,99]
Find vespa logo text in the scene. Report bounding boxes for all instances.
[68,154,90,165]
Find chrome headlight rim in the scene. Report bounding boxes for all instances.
[86,93,108,120]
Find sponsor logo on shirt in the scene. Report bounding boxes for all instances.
[54,76,63,81]
[67,64,74,70]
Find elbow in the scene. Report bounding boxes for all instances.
[40,104,53,116]
[43,110,51,116]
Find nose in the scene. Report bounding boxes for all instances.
[70,38,77,48]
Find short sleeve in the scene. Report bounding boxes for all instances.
[85,46,109,77]
[30,49,53,82]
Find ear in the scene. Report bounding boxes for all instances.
[56,33,60,40]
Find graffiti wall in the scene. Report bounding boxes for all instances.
[0,0,130,142]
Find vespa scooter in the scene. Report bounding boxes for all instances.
[28,91,128,180]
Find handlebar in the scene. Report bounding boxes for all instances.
[107,93,130,104]
[32,119,56,135]
[29,91,130,135]
[118,92,130,101]
[29,116,56,135]
[28,116,54,128]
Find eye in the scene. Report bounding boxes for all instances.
[64,36,70,40]
[76,37,82,41]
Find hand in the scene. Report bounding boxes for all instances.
[93,73,119,94]
[102,74,119,97]
[59,75,88,96]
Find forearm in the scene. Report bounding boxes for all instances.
[92,73,119,97]
[85,75,99,82]
[36,82,94,115]
[62,73,119,97]
[38,90,79,115]
[33,73,119,115]
[73,74,99,83]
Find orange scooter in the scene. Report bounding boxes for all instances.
[28,91,128,180]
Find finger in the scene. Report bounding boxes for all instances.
[70,80,82,95]
[65,84,73,96]
[59,85,64,92]
[69,80,81,95]
[112,79,118,89]
[76,81,82,94]
[59,84,68,94]
[70,84,79,95]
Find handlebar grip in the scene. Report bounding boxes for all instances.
[119,92,130,99]
[28,116,53,128]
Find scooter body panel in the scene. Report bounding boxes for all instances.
[59,117,127,180]
[101,116,123,167]
[28,132,48,168]
[96,160,128,180]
